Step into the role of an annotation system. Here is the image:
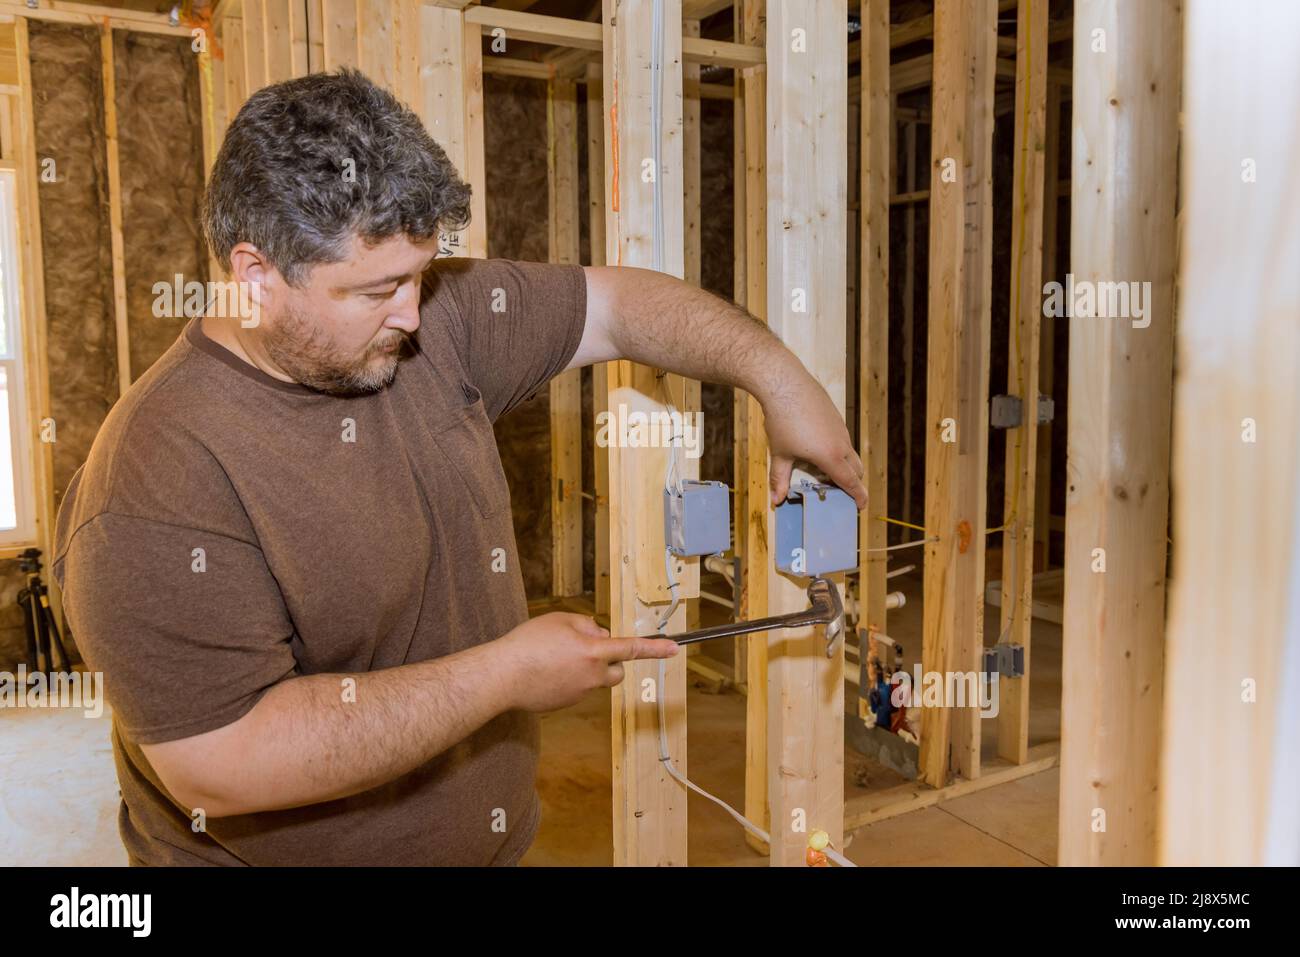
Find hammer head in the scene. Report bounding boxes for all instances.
[807,577,845,657]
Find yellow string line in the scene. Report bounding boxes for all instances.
[874,515,928,534]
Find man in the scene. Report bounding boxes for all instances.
[53,69,866,866]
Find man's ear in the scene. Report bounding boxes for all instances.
[228,242,276,310]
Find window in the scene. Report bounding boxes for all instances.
[0,168,36,547]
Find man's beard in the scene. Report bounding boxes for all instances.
[261,300,412,397]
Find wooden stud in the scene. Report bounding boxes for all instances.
[305,0,325,73]
[13,16,60,625]
[602,0,690,867]
[729,0,747,695]
[996,0,1048,766]
[263,0,296,84]
[682,18,702,637]
[586,61,611,619]
[321,0,358,69]
[764,0,848,867]
[1059,0,1180,867]
[683,20,701,288]
[736,0,768,855]
[858,0,889,714]
[222,17,248,130]
[1032,79,1061,573]
[242,0,268,93]
[1161,0,1300,866]
[900,119,916,528]
[98,28,130,397]
[548,76,583,598]
[357,0,395,93]
[919,0,998,789]
[418,3,487,258]
[845,96,857,401]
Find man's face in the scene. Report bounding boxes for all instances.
[257,233,440,396]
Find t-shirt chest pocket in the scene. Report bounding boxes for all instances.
[422,383,511,520]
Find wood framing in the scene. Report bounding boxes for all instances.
[1032,78,1061,573]
[764,0,848,867]
[547,77,583,597]
[602,0,693,867]
[734,0,768,854]
[219,15,248,153]
[98,27,131,397]
[729,2,746,696]
[417,2,487,258]
[996,0,1048,766]
[210,2,488,259]
[9,16,57,585]
[857,0,889,702]
[0,1,190,36]
[586,61,611,618]
[848,741,1061,831]
[466,4,761,69]
[1161,0,1300,866]
[1059,0,1180,867]
[919,0,998,789]
[899,119,917,528]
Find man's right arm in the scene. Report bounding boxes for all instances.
[143,613,677,818]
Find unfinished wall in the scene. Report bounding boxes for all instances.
[485,73,552,597]
[699,94,735,493]
[0,23,211,672]
[114,29,209,376]
[29,21,118,511]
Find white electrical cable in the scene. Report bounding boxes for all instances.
[655,654,771,845]
[698,590,734,610]
[867,536,938,554]
[654,547,855,866]
[658,547,682,631]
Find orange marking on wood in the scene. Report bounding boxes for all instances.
[957,520,972,554]
[609,97,620,213]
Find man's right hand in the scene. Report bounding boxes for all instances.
[496,612,679,713]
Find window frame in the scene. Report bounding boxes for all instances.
[0,167,38,549]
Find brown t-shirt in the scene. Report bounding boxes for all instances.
[52,257,587,866]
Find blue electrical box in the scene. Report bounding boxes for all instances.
[775,479,858,576]
[663,480,731,557]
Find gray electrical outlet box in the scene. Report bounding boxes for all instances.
[983,643,1025,679]
[1037,394,1055,424]
[663,480,731,557]
[774,479,858,576]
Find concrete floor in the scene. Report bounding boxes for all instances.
[0,704,128,866]
[0,571,1061,866]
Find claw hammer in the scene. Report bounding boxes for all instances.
[669,576,845,658]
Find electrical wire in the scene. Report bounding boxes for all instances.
[867,536,939,553]
[654,545,854,865]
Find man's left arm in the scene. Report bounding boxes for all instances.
[571,265,868,510]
